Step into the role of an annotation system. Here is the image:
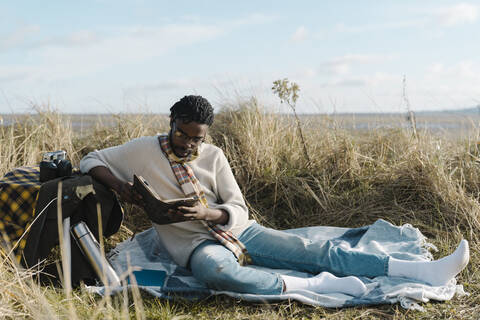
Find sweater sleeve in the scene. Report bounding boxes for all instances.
[210,151,249,231]
[79,137,150,183]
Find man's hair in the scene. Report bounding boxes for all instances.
[169,95,214,126]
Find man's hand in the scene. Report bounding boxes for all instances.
[87,166,142,205]
[116,181,142,205]
[168,204,229,225]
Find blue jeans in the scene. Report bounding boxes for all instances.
[189,223,389,295]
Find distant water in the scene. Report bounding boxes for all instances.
[1,113,479,138]
[339,121,473,131]
[0,114,168,135]
[305,113,480,138]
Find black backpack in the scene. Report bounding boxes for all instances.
[22,174,123,286]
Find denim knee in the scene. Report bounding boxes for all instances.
[190,241,241,291]
[189,241,284,294]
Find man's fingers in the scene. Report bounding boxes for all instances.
[183,213,196,217]
[168,209,186,216]
[121,192,131,202]
[182,213,197,221]
[133,189,142,199]
[167,208,198,222]
[119,183,143,205]
[177,206,195,212]
[167,211,186,222]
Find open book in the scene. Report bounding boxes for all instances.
[133,174,198,225]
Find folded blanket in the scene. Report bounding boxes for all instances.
[94,219,466,310]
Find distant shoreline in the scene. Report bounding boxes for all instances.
[1,112,478,139]
[0,105,479,117]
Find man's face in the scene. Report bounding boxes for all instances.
[170,119,208,157]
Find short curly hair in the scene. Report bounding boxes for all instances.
[169,95,214,126]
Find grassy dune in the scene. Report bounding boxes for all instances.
[0,100,479,319]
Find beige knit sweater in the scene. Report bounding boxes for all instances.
[80,135,255,267]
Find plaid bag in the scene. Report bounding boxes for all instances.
[0,166,41,262]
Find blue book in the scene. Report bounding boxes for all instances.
[127,269,166,287]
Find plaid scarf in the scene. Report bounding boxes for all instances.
[158,134,252,266]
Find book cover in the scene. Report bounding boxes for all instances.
[127,269,166,287]
[133,174,198,224]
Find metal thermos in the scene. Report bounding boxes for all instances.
[71,221,121,287]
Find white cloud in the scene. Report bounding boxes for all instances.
[392,60,480,110]
[176,12,278,29]
[332,54,389,64]
[296,68,317,79]
[34,30,102,48]
[126,77,207,93]
[428,63,444,74]
[318,54,390,76]
[7,24,224,83]
[230,13,279,27]
[1,12,278,84]
[317,72,399,89]
[290,26,308,43]
[0,65,39,83]
[334,4,479,34]
[426,60,479,82]
[435,3,479,26]
[366,72,399,87]
[0,26,101,52]
[326,78,368,87]
[290,58,480,113]
[0,25,40,51]
[333,19,426,34]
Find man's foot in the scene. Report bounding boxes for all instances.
[282,272,367,296]
[388,239,469,286]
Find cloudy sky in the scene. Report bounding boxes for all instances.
[1,1,479,114]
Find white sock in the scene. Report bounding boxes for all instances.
[388,239,469,286]
[281,272,367,296]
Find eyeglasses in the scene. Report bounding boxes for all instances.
[172,122,205,144]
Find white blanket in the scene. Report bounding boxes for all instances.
[96,219,467,310]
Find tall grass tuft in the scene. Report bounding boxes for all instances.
[76,113,169,158]
[0,105,77,176]
[0,254,57,319]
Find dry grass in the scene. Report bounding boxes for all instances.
[0,99,479,319]
[0,106,77,177]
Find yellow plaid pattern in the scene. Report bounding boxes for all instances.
[0,166,41,262]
